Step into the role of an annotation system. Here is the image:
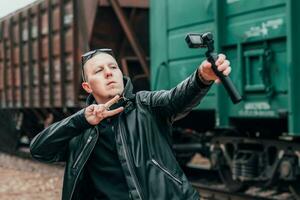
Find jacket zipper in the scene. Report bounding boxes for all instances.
[151,159,183,185]
[72,135,93,169]
[118,122,144,200]
[69,128,99,200]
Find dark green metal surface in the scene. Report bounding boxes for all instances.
[150,0,300,136]
[287,0,300,136]
[150,0,217,110]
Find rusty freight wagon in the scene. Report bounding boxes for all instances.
[0,0,149,152]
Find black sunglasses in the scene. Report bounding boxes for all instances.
[81,48,114,81]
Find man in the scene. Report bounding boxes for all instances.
[30,48,231,200]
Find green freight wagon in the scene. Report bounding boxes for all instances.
[150,0,300,196]
[150,0,300,136]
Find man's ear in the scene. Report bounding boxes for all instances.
[82,81,92,93]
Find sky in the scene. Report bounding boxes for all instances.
[0,0,37,18]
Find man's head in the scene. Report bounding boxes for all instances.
[81,49,124,104]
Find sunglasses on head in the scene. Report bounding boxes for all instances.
[81,48,114,81]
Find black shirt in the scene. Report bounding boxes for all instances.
[86,118,130,200]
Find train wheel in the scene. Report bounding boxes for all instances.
[211,146,246,192]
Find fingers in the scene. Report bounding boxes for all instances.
[201,60,212,69]
[88,103,124,118]
[200,53,231,83]
[86,104,101,115]
[215,79,221,84]
[217,60,230,71]
[103,107,124,118]
[216,54,231,76]
[222,66,231,76]
[202,54,228,70]
[104,95,121,109]
[94,105,106,117]
[86,104,96,112]
[213,66,231,84]
[216,54,226,65]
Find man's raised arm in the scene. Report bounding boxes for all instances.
[143,54,231,121]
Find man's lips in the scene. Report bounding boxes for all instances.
[107,81,116,86]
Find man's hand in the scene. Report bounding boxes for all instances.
[84,95,124,125]
[198,54,231,84]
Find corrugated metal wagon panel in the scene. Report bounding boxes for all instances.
[215,0,300,136]
[0,0,149,152]
[0,0,149,109]
[0,0,78,108]
[151,0,300,136]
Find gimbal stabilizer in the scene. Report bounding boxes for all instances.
[185,32,242,104]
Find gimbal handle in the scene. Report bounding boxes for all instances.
[206,51,242,104]
[185,33,242,104]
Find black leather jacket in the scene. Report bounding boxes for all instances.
[30,70,212,200]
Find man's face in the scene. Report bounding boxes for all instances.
[82,53,124,103]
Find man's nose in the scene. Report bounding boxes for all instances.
[104,67,113,78]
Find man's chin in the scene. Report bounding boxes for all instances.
[107,90,123,98]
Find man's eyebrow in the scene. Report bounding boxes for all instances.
[93,65,104,71]
[93,62,117,70]
[108,62,118,66]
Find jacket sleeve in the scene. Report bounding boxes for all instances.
[30,108,92,163]
[144,68,213,122]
